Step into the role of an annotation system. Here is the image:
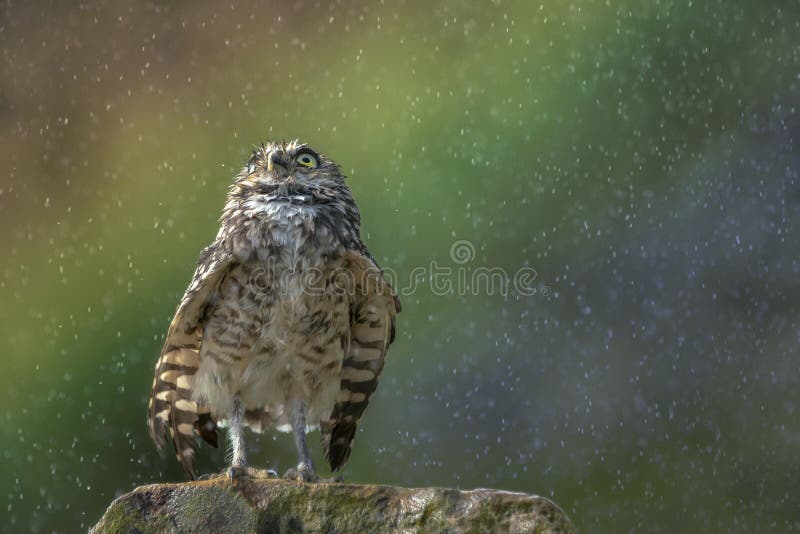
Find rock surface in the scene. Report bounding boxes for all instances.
[90,475,575,533]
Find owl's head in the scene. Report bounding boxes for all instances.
[222,138,362,246]
[231,140,348,204]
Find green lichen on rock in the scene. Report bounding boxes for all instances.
[91,476,575,533]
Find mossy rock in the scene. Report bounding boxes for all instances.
[91,476,575,533]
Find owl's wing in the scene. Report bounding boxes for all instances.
[322,250,400,471]
[148,240,231,479]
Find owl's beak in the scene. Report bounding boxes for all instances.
[267,151,289,179]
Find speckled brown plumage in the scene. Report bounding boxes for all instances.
[148,140,399,480]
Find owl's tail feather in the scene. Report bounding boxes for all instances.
[148,342,218,479]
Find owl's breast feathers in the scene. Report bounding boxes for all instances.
[148,198,399,478]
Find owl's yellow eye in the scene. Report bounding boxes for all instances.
[295,152,319,169]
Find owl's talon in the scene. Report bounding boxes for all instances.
[284,463,316,483]
[226,466,278,483]
[249,467,279,479]
[227,466,246,484]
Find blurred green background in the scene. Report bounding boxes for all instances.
[2,1,799,531]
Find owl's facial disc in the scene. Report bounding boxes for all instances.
[265,147,317,176]
[238,142,339,205]
[264,146,322,184]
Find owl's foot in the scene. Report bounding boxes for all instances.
[227,466,278,484]
[283,463,316,483]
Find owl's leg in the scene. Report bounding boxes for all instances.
[227,395,247,482]
[284,399,316,482]
[220,397,278,482]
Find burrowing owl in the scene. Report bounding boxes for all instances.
[148,140,400,481]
